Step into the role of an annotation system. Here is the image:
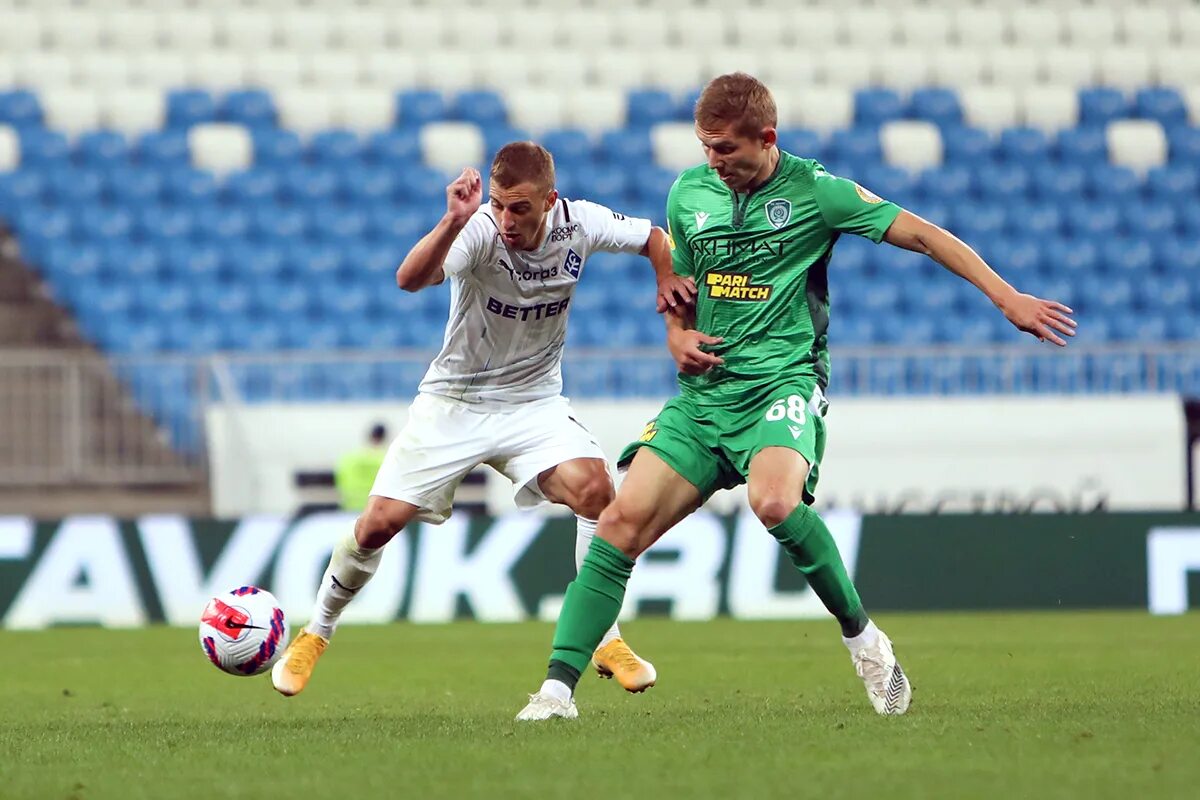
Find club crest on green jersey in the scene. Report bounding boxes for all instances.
[765,198,792,229]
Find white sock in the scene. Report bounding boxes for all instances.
[842,619,880,652]
[306,531,383,640]
[575,515,622,647]
[539,678,572,703]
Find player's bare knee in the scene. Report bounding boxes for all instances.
[354,507,405,549]
[570,473,615,520]
[750,495,800,529]
[597,502,645,558]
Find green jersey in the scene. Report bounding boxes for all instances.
[666,151,901,401]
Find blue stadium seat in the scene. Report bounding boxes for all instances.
[135,130,189,167]
[1123,200,1176,237]
[1179,204,1200,235]
[166,242,223,280]
[77,206,133,243]
[222,168,281,204]
[162,317,224,353]
[311,207,369,244]
[366,204,425,243]
[0,89,42,127]
[104,242,161,281]
[1167,125,1200,165]
[909,88,961,128]
[1137,275,1190,313]
[631,166,677,204]
[997,127,1051,163]
[779,129,824,161]
[340,163,397,204]
[266,283,313,318]
[481,125,530,163]
[1112,316,1168,343]
[137,204,195,243]
[0,171,45,216]
[453,89,507,128]
[166,89,217,129]
[972,163,1030,201]
[1078,275,1132,311]
[1134,87,1187,127]
[47,166,103,205]
[941,126,993,164]
[1055,127,1107,165]
[949,202,1007,239]
[598,129,652,167]
[1167,315,1200,341]
[1078,87,1129,126]
[859,165,916,202]
[833,315,877,346]
[364,130,420,166]
[987,237,1042,277]
[398,90,448,126]
[1145,165,1197,203]
[398,165,451,205]
[540,128,595,170]
[220,89,276,128]
[1030,164,1086,201]
[192,205,251,240]
[106,166,164,206]
[253,129,304,166]
[19,129,70,166]
[287,242,342,277]
[1085,164,1140,199]
[163,167,218,204]
[309,130,362,166]
[76,131,130,168]
[1100,237,1154,275]
[1158,236,1200,273]
[281,165,338,204]
[1018,201,1064,236]
[627,89,678,128]
[854,88,905,126]
[827,126,881,165]
[1064,201,1119,237]
[1044,237,1099,276]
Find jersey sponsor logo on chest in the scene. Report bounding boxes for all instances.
[497,248,582,282]
[689,237,788,257]
[486,296,571,321]
[704,272,772,301]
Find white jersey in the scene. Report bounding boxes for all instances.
[417,198,652,409]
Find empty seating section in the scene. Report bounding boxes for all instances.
[0,0,1198,426]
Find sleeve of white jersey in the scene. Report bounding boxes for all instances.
[573,200,653,255]
[441,211,495,278]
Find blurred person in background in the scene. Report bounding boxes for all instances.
[334,422,389,513]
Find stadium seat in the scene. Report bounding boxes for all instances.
[1107,119,1168,175]
[0,127,19,172]
[189,124,253,176]
[961,87,1019,134]
[650,122,702,172]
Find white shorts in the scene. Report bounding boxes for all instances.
[370,393,607,524]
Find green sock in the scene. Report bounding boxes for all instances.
[768,503,868,637]
[547,537,635,684]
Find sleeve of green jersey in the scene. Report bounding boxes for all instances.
[665,177,695,278]
[812,166,903,243]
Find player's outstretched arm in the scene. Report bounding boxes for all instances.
[395,167,483,292]
[883,210,1077,346]
[641,227,696,312]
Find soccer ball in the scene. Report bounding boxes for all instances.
[198,586,290,676]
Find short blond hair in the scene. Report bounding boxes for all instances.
[694,72,778,137]
[490,141,556,192]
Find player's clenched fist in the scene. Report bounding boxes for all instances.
[446,167,482,225]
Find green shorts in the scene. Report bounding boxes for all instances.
[618,378,829,503]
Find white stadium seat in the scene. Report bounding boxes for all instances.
[1065,7,1118,48]
[189,123,253,176]
[675,9,730,49]
[332,88,397,134]
[881,120,943,171]
[651,121,702,172]
[1120,7,1172,47]
[101,88,166,136]
[506,88,568,134]
[131,52,189,90]
[842,8,896,48]
[588,51,648,91]
[705,48,770,83]
[43,10,103,51]
[304,51,362,89]
[730,10,789,48]
[1041,49,1098,89]
[419,121,486,174]
[560,11,617,51]
[618,9,671,49]
[960,85,1019,133]
[15,52,73,90]
[953,7,1005,49]
[247,51,304,91]
[1183,87,1200,126]
[361,51,420,90]
[0,126,19,172]
[897,7,952,48]
[41,88,102,137]
[989,48,1041,88]
[278,10,333,51]
[73,51,132,90]
[1106,119,1167,175]
[761,51,821,91]
[418,51,480,92]
[1097,48,1152,91]
[643,51,706,92]
[160,11,217,52]
[186,52,249,92]
[447,9,505,50]
[507,11,560,50]
[1154,47,1200,88]
[392,10,448,52]
[1008,7,1063,48]
[782,87,854,134]
[220,10,276,52]
[524,51,589,91]
[1021,85,1080,133]
[275,89,335,136]
[103,10,159,51]
[563,87,627,133]
[0,60,14,89]
[0,12,43,53]
[789,9,840,46]
[332,10,390,50]
[874,49,933,92]
[1177,7,1200,47]
[929,49,988,88]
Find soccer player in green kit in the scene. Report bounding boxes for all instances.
[516,73,1077,721]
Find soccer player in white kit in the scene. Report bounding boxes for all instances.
[272,142,696,697]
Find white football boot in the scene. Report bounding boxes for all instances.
[845,621,912,716]
[515,691,579,721]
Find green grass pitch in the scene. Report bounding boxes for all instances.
[2,612,1198,800]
